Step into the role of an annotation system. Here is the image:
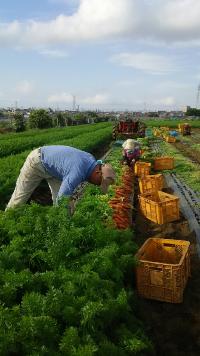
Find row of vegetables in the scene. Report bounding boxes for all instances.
[109,166,134,230]
[0,122,111,158]
[0,125,112,209]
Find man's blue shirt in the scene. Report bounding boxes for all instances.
[40,145,97,201]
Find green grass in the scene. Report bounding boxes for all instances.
[156,141,200,193]
[143,119,200,128]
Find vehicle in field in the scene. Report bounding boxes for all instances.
[112,117,146,140]
[178,123,191,136]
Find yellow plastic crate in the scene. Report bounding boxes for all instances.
[165,136,176,143]
[139,174,164,194]
[135,238,190,303]
[138,191,179,224]
[134,161,151,177]
[154,156,174,170]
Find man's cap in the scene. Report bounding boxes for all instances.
[100,163,116,194]
[122,139,139,150]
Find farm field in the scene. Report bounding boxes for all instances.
[0,123,112,210]
[144,119,200,129]
[0,123,153,355]
[1,121,200,355]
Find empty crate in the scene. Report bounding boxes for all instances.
[135,237,190,303]
[138,191,179,224]
[139,174,164,194]
[154,157,174,170]
[134,161,151,177]
[165,136,176,143]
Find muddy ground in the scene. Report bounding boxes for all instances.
[133,180,200,356]
[173,141,200,165]
[172,128,200,165]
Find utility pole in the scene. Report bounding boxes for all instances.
[196,83,200,109]
[72,95,76,111]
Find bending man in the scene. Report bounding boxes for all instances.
[6,145,116,210]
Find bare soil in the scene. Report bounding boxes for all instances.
[173,141,200,165]
[171,128,200,165]
[133,180,200,356]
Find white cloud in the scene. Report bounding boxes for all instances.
[111,52,175,74]
[48,92,73,103]
[1,0,200,48]
[80,94,109,105]
[15,80,34,95]
[0,0,135,47]
[39,49,69,57]
[156,80,190,90]
[47,92,109,105]
[153,96,176,106]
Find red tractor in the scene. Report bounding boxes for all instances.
[178,123,191,136]
[112,119,146,140]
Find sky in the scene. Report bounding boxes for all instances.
[0,0,200,111]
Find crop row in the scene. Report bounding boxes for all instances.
[0,145,152,355]
[0,126,112,209]
[160,141,200,194]
[0,122,111,141]
[0,122,111,158]
[144,120,200,128]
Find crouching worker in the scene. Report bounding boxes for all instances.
[122,139,141,167]
[6,145,116,210]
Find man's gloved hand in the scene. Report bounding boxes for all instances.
[130,158,135,167]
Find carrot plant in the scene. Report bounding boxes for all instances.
[0,122,111,158]
[0,144,153,355]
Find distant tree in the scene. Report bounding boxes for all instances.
[13,112,26,132]
[56,112,65,127]
[28,109,52,129]
[186,107,200,116]
[87,111,98,118]
[73,113,87,124]
[65,114,73,126]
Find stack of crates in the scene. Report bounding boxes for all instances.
[135,238,190,303]
[135,141,190,304]
[137,156,179,224]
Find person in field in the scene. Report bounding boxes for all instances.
[6,145,116,210]
[122,139,141,167]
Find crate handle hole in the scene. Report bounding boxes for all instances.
[163,243,175,248]
[150,267,162,272]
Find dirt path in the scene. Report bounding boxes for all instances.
[173,128,200,162]
[172,141,200,165]
[134,181,200,356]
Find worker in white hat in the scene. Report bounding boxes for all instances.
[122,139,141,167]
[6,145,116,210]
